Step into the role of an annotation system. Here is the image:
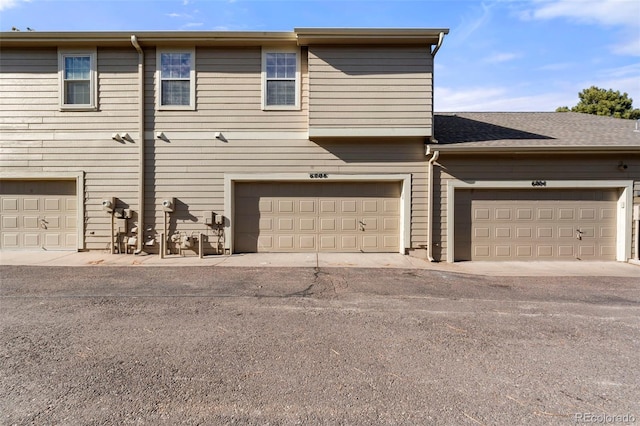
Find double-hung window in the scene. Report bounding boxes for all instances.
[262,49,300,110]
[58,49,97,110]
[157,49,196,110]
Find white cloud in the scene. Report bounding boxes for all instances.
[484,52,522,63]
[0,0,29,12]
[435,86,574,112]
[525,0,639,27]
[167,12,195,19]
[520,0,640,56]
[610,30,640,56]
[184,22,204,28]
[537,62,574,71]
[451,2,495,44]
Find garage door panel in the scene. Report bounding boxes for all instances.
[299,200,316,213]
[65,233,77,247]
[475,227,490,238]
[362,200,378,213]
[495,245,511,257]
[320,200,336,213]
[517,209,533,220]
[537,208,553,220]
[362,217,378,231]
[23,198,39,211]
[383,199,399,213]
[235,182,400,253]
[298,235,316,250]
[341,200,357,213]
[320,218,336,231]
[277,218,293,231]
[299,218,316,232]
[455,189,617,261]
[257,235,273,250]
[23,233,40,247]
[383,235,399,250]
[320,235,337,250]
[278,200,294,213]
[516,245,532,257]
[260,217,274,231]
[601,209,615,219]
[341,235,357,250]
[537,246,553,257]
[44,198,61,211]
[23,216,39,229]
[3,233,19,248]
[2,216,18,229]
[3,198,18,211]
[383,217,398,231]
[341,217,358,231]
[258,199,274,213]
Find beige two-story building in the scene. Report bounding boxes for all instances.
[1,28,639,262]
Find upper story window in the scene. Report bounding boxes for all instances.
[58,49,97,110]
[157,49,196,110]
[262,49,300,110]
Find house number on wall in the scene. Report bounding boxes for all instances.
[531,180,547,187]
[310,173,329,179]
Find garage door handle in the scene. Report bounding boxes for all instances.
[40,217,48,230]
[359,219,366,231]
[576,229,583,240]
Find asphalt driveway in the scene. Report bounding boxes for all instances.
[1,265,639,425]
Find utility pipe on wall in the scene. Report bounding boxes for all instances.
[426,146,440,262]
[131,35,145,254]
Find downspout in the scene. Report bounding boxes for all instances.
[426,32,445,262]
[131,35,146,254]
[426,145,439,262]
[430,31,445,142]
[431,31,445,57]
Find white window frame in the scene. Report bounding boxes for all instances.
[156,48,196,111]
[58,49,97,111]
[261,48,301,110]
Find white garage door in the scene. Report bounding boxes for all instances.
[454,189,618,261]
[0,180,77,250]
[234,182,401,253]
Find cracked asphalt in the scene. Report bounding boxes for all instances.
[1,265,639,425]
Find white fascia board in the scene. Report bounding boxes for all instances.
[309,127,431,138]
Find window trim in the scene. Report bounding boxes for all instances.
[261,48,301,111]
[58,49,97,111]
[156,48,196,111]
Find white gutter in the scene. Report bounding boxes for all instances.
[131,35,146,254]
[426,145,440,262]
[431,31,445,57]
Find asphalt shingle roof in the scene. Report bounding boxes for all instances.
[433,112,640,150]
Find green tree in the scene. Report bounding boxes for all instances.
[556,86,640,119]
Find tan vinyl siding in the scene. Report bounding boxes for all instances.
[144,139,428,253]
[308,46,433,135]
[0,47,140,250]
[433,154,640,261]
[146,47,308,132]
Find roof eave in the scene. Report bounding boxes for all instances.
[0,31,298,48]
[428,144,640,154]
[295,27,449,46]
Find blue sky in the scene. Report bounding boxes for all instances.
[2,0,638,112]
